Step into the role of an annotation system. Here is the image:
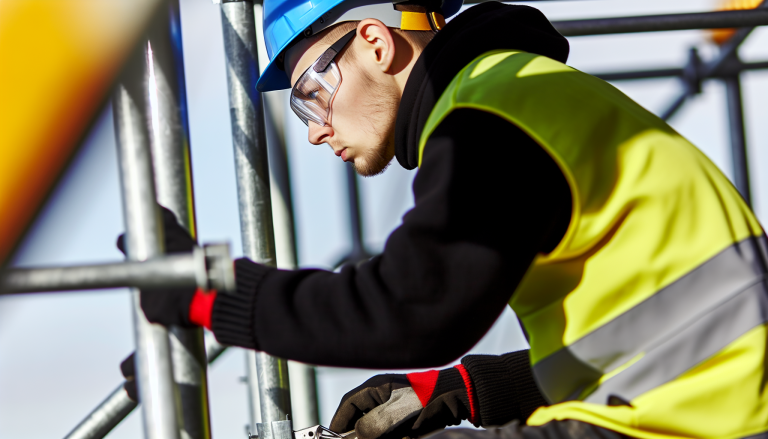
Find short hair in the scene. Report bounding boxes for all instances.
[305,20,434,63]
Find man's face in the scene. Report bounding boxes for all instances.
[288,29,399,177]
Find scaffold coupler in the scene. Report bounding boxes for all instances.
[249,425,357,439]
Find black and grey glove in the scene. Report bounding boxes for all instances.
[116,206,199,403]
[120,353,138,402]
[116,205,197,327]
[330,367,477,439]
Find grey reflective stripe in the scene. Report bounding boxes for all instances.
[742,433,768,439]
[533,235,768,404]
[586,276,768,404]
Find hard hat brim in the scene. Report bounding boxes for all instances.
[257,55,293,92]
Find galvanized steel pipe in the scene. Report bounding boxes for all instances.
[724,74,752,206]
[1,251,203,294]
[145,1,212,437]
[113,40,181,439]
[252,2,319,427]
[63,386,138,439]
[553,8,768,37]
[220,0,293,434]
[659,0,767,120]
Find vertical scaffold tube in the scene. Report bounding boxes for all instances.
[113,42,181,439]
[252,3,319,429]
[269,103,319,428]
[268,100,320,430]
[219,0,293,436]
[146,1,212,439]
[724,73,752,207]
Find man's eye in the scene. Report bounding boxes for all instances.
[307,89,320,99]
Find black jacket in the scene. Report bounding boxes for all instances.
[212,2,572,424]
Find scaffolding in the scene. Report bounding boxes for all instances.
[1,1,767,438]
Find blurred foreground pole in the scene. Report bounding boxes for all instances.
[220,1,293,437]
[724,72,752,206]
[145,1,212,438]
[113,35,181,439]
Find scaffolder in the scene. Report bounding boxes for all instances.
[1,1,768,439]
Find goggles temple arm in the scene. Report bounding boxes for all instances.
[313,29,357,72]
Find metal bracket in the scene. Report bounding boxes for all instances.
[252,425,357,439]
[293,426,357,439]
[203,243,236,292]
[256,420,294,439]
[682,47,704,96]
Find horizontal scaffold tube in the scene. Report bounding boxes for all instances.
[553,9,768,36]
[594,60,768,82]
[0,244,234,295]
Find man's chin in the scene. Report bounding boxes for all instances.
[352,155,392,177]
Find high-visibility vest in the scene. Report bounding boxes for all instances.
[418,50,768,438]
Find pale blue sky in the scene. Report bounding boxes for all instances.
[1,1,767,438]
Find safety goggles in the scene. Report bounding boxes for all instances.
[290,29,356,127]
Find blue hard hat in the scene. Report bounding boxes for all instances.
[256,0,463,92]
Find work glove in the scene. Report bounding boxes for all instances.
[330,367,477,439]
[116,206,210,402]
[120,353,139,402]
[116,205,199,327]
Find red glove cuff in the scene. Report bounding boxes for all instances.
[407,366,480,425]
[189,288,217,329]
[455,364,480,426]
[407,370,440,407]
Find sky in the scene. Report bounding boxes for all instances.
[1,1,767,438]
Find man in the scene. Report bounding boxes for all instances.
[122,0,768,438]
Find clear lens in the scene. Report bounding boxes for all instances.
[290,61,341,126]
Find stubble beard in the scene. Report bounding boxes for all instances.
[351,83,400,177]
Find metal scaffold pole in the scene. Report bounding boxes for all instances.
[63,386,138,439]
[145,1,213,438]
[337,165,371,267]
[252,1,319,428]
[113,34,181,439]
[658,0,767,121]
[724,72,752,206]
[219,2,293,438]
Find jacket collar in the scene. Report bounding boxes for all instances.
[393,2,570,169]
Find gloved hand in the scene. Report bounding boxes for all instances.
[116,206,219,402]
[120,353,138,402]
[116,205,201,327]
[330,367,477,439]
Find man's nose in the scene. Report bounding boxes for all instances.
[308,122,333,145]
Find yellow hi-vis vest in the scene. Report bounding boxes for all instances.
[418,50,768,439]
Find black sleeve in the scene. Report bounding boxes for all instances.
[211,109,572,368]
[462,351,547,426]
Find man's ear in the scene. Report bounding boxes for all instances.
[356,18,396,73]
